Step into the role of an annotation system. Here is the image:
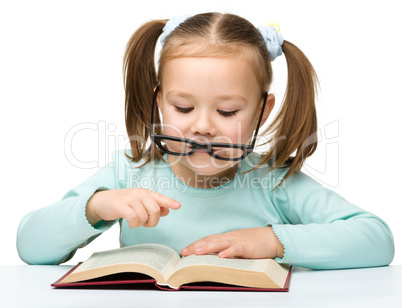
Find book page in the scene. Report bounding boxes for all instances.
[75,244,180,279]
[174,254,269,272]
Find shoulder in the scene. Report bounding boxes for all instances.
[111,149,168,177]
[112,149,160,167]
[243,152,323,192]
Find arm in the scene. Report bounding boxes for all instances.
[16,155,120,265]
[270,170,395,269]
[17,151,181,265]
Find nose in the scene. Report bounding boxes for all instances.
[190,110,217,138]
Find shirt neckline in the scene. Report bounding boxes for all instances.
[161,153,256,197]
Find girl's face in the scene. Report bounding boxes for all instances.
[158,55,274,180]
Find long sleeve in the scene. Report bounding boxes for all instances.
[270,170,395,269]
[16,155,123,265]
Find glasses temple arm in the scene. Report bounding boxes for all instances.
[150,86,160,134]
[250,92,268,147]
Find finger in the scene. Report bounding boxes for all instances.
[181,237,211,256]
[182,236,230,256]
[195,239,232,255]
[218,245,245,258]
[142,199,161,227]
[149,191,181,210]
[130,205,149,228]
[160,207,169,217]
[121,207,141,229]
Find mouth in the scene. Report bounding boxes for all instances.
[190,146,216,153]
[194,148,216,153]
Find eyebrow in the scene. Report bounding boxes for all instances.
[216,94,248,104]
[166,91,248,104]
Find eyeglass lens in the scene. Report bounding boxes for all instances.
[159,138,245,160]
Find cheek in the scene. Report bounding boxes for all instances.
[160,112,188,137]
[242,119,257,142]
[217,118,255,144]
[240,111,260,141]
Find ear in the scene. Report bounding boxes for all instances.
[260,94,275,126]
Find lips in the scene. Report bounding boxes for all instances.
[190,146,216,153]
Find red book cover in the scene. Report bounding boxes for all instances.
[51,263,292,292]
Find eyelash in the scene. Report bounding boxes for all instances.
[175,107,238,118]
[218,110,238,117]
[175,107,193,113]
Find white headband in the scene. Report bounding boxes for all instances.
[160,15,284,61]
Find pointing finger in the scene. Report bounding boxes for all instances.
[149,191,181,210]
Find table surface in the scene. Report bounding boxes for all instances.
[1,265,401,308]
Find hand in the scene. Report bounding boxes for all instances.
[181,227,285,259]
[86,188,181,228]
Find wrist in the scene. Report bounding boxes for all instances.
[86,192,102,227]
[268,226,285,259]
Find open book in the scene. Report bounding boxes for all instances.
[52,244,292,291]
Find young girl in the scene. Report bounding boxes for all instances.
[17,12,394,269]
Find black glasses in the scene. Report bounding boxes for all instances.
[150,86,268,161]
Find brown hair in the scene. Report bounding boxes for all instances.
[123,12,318,185]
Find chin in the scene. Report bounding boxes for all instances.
[182,155,238,176]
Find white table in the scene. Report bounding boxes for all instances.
[1,265,401,307]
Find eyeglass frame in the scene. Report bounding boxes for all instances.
[150,86,268,161]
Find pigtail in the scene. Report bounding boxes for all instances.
[261,40,319,187]
[123,19,167,162]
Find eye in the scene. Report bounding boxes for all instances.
[175,106,194,113]
[218,110,238,117]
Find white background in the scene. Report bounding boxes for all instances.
[1,0,401,265]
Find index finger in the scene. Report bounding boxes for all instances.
[149,191,181,210]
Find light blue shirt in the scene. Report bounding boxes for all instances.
[17,150,394,269]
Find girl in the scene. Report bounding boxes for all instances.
[17,12,394,269]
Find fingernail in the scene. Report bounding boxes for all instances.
[174,202,181,207]
[182,248,188,253]
[195,247,203,253]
